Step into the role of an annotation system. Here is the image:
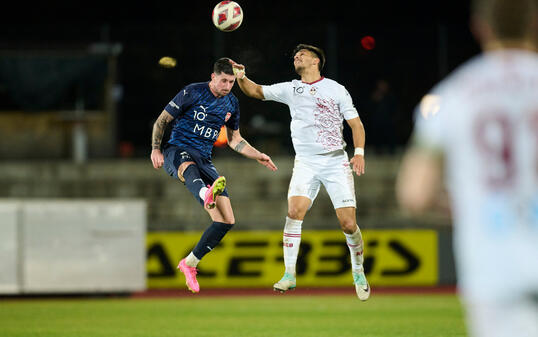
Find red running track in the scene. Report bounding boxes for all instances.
[131,286,457,298]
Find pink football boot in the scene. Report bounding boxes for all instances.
[178,258,200,293]
[203,176,226,209]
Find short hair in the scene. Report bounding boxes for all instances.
[213,57,234,75]
[472,0,537,40]
[293,44,326,72]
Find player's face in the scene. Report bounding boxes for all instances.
[210,72,236,97]
[293,49,318,74]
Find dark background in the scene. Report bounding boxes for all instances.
[0,0,480,157]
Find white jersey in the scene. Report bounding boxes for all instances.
[262,77,359,156]
[413,49,538,302]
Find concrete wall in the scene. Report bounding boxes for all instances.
[0,199,146,294]
[0,202,20,293]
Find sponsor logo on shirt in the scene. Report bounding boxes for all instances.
[193,106,219,140]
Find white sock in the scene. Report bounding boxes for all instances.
[283,216,302,276]
[185,252,200,267]
[199,186,208,200]
[344,225,364,273]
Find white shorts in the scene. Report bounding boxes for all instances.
[288,150,356,209]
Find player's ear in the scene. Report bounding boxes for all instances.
[211,73,216,81]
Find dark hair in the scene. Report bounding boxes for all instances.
[213,57,234,75]
[472,0,536,40]
[293,44,326,72]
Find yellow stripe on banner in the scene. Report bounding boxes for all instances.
[146,229,438,288]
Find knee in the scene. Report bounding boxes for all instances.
[177,161,195,181]
[287,206,307,221]
[223,216,235,225]
[207,210,235,225]
[339,218,356,234]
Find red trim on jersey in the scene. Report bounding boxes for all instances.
[302,76,325,85]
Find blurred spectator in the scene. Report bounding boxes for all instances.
[364,79,398,154]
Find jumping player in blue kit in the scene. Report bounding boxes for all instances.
[150,58,277,293]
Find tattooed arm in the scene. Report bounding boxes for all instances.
[226,127,277,171]
[150,110,174,169]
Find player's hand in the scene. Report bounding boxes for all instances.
[350,155,365,176]
[229,59,246,79]
[151,149,164,169]
[257,153,277,171]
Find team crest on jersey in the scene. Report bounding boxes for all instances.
[225,112,232,122]
[310,86,317,95]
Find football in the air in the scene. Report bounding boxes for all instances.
[212,1,243,32]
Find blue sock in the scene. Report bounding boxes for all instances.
[192,221,234,259]
[182,164,206,203]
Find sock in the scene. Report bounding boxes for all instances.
[182,164,207,203]
[185,252,200,267]
[199,186,209,200]
[192,221,234,260]
[344,225,364,273]
[283,217,302,276]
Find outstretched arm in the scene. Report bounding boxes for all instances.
[226,127,277,171]
[150,110,174,169]
[346,116,366,176]
[396,146,443,214]
[229,60,265,100]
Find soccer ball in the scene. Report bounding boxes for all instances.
[212,1,243,32]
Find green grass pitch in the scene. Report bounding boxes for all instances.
[0,294,467,337]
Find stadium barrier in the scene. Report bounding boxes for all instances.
[147,229,444,288]
[0,199,146,294]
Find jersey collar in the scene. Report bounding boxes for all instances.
[302,76,324,85]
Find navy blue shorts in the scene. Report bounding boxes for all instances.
[163,144,229,198]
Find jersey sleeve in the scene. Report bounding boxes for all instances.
[164,87,195,119]
[411,91,446,152]
[225,96,240,130]
[339,86,359,120]
[412,69,465,153]
[261,82,292,104]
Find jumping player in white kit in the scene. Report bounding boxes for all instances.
[230,44,370,300]
[396,0,538,336]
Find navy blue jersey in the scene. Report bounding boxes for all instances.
[164,82,240,159]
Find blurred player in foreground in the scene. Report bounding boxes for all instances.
[150,58,277,293]
[231,44,370,300]
[396,0,538,336]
